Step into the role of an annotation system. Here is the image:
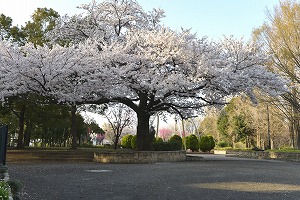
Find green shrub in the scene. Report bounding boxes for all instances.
[234,142,246,149]
[169,135,182,150]
[121,135,133,149]
[156,138,163,143]
[208,135,216,150]
[186,134,199,152]
[131,135,137,150]
[8,179,23,200]
[151,140,165,151]
[279,146,294,150]
[217,141,230,148]
[199,135,215,152]
[168,141,182,151]
[0,181,9,200]
[151,139,182,151]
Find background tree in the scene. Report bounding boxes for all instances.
[0,14,25,44]
[214,95,289,149]
[200,107,220,143]
[254,0,300,149]
[158,128,173,142]
[0,8,60,148]
[103,103,136,149]
[22,8,59,46]
[217,110,230,145]
[232,114,254,148]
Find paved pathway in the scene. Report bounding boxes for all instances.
[7,154,300,200]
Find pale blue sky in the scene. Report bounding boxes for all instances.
[0,0,280,40]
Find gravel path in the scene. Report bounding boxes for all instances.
[7,155,300,200]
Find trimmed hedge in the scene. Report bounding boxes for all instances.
[152,141,182,151]
[151,136,183,151]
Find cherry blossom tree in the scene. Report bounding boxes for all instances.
[100,29,287,150]
[0,0,287,151]
[0,41,27,100]
[158,128,173,142]
[0,40,113,149]
[49,0,164,45]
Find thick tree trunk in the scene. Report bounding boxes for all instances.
[16,106,26,149]
[256,130,261,149]
[70,105,77,149]
[23,130,31,147]
[136,112,151,151]
[266,104,271,149]
[289,123,295,148]
[113,134,120,150]
[295,121,300,150]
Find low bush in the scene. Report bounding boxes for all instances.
[169,135,182,150]
[151,139,182,151]
[0,181,9,200]
[279,146,295,151]
[265,149,300,153]
[215,146,234,150]
[121,135,133,149]
[8,179,23,200]
[186,134,199,152]
[217,141,230,148]
[156,138,163,143]
[199,135,215,152]
[234,142,246,149]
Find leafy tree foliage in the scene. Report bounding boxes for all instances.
[0,14,25,44]
[22,8,59,46]
[217,98,253,147]
[232,114,254,145]
[217,110,230,141]
[87,121,104,135]
[213,96,289,149]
